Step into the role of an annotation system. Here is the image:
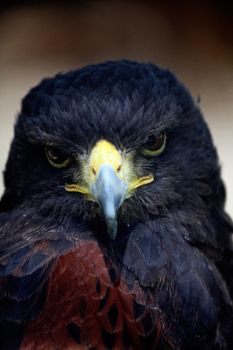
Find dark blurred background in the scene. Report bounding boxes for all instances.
[0,0,232,215]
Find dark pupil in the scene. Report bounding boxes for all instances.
[48,148,66,164]
[145,133,164,151]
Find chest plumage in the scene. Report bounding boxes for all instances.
[21,241,162,350]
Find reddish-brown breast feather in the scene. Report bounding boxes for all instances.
[20,241,160,349]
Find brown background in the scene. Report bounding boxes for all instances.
[0,0,232,216]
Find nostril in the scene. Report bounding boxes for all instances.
[117,165,122,172]
[92,167,96,175]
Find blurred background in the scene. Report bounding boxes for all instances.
[0,0,232,216]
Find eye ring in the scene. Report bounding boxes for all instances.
[45,146,71,169]
[143,132,166,156]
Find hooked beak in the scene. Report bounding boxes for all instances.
[91,164,127,239]
[65,140,154,239]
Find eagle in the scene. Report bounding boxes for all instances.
[0,60,232,350]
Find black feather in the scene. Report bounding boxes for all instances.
[0,60,232,349]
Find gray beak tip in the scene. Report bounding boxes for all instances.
[106,217,118,240]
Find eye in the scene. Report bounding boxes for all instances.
[143,132,166,156]
[45,146,71,169]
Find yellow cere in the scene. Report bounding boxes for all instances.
[65,139,154,199]
[89,140,122,174]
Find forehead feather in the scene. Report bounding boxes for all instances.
[17,60,195,147]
